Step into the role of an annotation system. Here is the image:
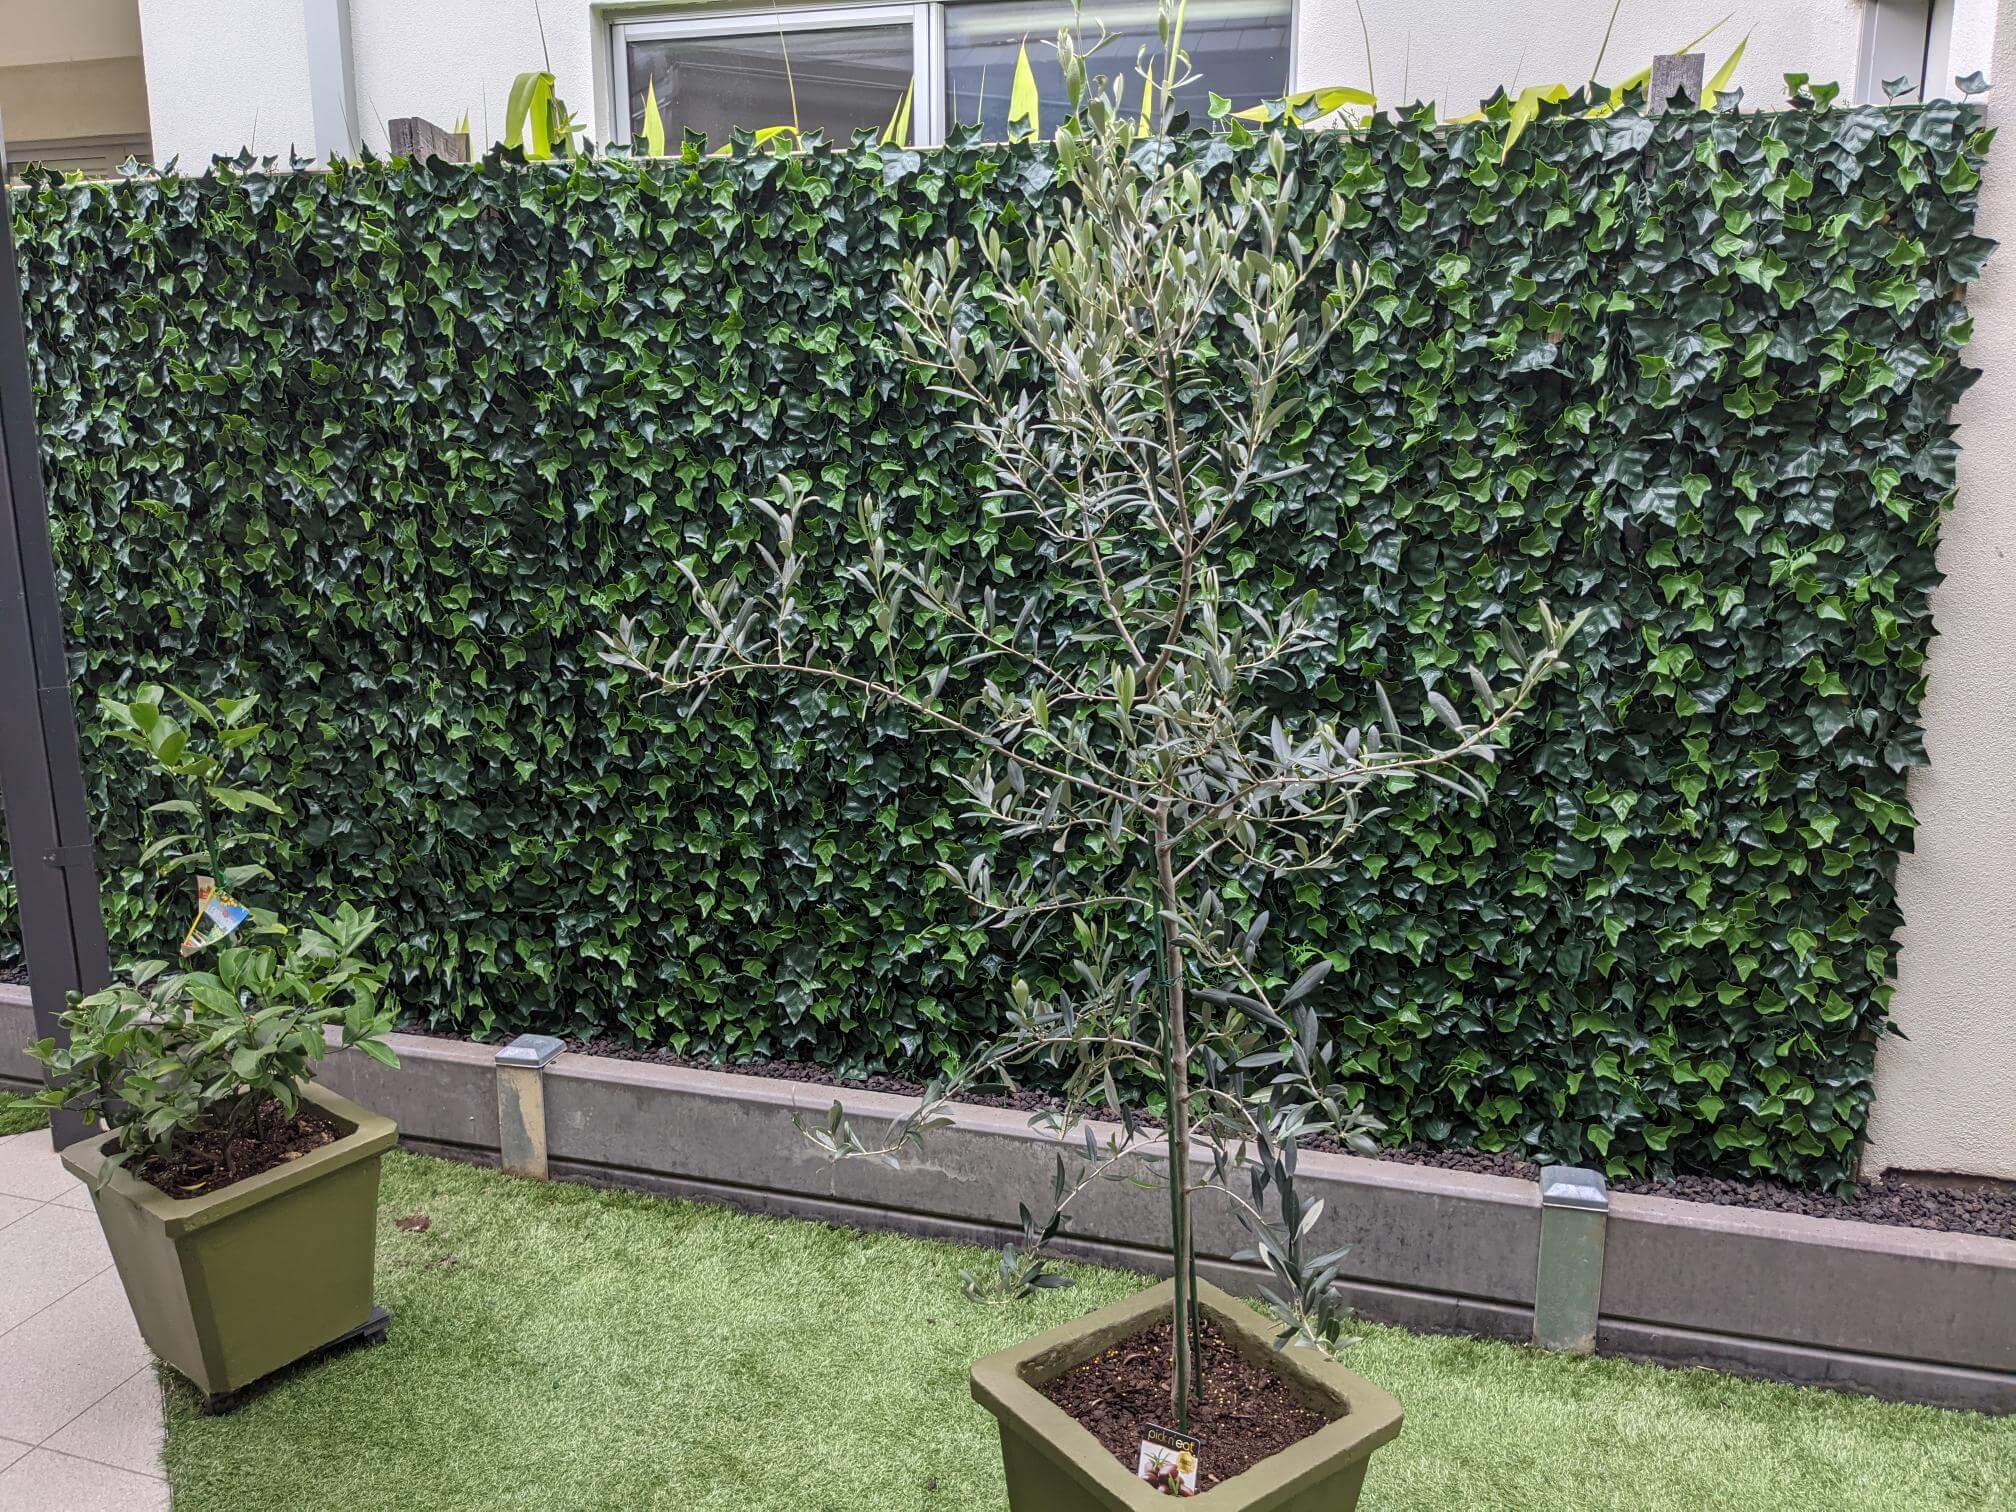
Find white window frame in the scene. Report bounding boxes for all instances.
[609,3,947,147]
[1856,0,1957,103]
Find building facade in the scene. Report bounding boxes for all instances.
[118,1,1991,167]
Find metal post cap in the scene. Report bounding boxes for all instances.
[1538,1165,1610,1211]
[495,1033,567,1069]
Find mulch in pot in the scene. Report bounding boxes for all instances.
[131,1095,341,1197]
[1039,1315,1330,1490]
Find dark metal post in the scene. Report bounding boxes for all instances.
[0,137,112,1148]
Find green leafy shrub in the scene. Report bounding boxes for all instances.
[102,684,281,896]
[29,689,397,1179]
[3,90,1990,1186]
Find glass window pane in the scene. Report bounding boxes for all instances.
[627,24,914,147]
[945,0,1288,138]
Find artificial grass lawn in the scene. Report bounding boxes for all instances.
[0,1090,50,1137]
[163,1152,2012,1511]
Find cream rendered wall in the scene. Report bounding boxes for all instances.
[1291,0,1867,112]
[0,0,150,150]
[3,0,145,67]
[1863,0,2016,1183]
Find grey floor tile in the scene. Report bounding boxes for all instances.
[0,1195,39,1234]
[0,1133,70,1204]
[43,1370,163,1479]
[0,1271,148,1444]
[0,1203,111,1335]
[0,1448,167,1511]
[0,1443,26,1476]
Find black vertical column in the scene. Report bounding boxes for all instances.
[0,145,111,1149]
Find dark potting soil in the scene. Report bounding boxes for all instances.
[0,961,25,986]
[133,1096,340,1197]
[414,1031,2016,1242]
[1040,1316,1329,1490]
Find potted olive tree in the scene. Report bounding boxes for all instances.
[31,687,400,1408]
[605,30,1582,1507]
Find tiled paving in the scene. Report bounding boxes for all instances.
[0,1130,166,1511]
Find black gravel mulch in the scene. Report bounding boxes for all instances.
[1365,1142,2016,1239]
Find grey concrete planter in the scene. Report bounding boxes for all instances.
[2,993,2009,1413]
[972,1278,1401,1510]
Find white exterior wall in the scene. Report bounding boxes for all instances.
[137,0,595,165]
[136,0,314,166]
[1948,0,2003,84]
[1292,0,1867,112]
[346,0,595,157]
[1862,0,2016,1183]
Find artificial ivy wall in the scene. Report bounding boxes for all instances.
[5,95,1990,1187]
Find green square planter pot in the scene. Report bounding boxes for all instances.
[59,1082,397,1399]
[972,1278,1402,1510]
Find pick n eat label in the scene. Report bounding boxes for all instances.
[1136,1423,1201,1497]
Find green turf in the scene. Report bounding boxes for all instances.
[163,1152,2013,1511]
[0,1090,49,1137]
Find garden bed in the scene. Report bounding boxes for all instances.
[10,994,2009,1239]
[566,1035,2016,1241]
[159,1149,2014,1510]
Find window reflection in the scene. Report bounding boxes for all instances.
[627,25,913,146]
[945,0,1290,137]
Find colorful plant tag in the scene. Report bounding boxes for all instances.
[1136,1423,1200,1497]
[180,875,249,956]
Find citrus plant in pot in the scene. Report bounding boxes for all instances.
[604,24,1581,1505]
[30,686,400,1408]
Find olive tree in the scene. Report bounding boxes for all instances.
[604,30,1581,1426]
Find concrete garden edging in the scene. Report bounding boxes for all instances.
[2,986,2008,1414]
[1,985,38,1091]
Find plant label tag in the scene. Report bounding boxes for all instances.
[1136,1423,1201,1497]
[180,876,249,956]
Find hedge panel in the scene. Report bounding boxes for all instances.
[3,97,1990,1186]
